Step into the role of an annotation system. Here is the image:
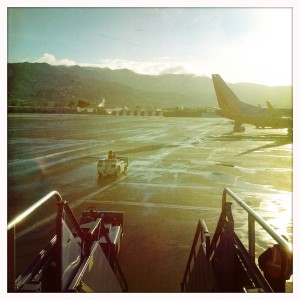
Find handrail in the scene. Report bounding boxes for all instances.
[222,188,292,259]
[181,188,292,292]
[55,198,128,291]
[8,190,63,230]
[57,200,86,242]
[208,202,233,258]
[181,220,210,292]
[98,220,129,292]
[15,236,57,290]
[208,201,235,292]
[7,190,63,292]
[8,190,129,292]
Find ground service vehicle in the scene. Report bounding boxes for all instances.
[97,156,128,179]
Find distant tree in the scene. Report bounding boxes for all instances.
[68,100,76,107]
[77,100,90,108]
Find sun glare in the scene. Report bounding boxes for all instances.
[260,192,293,241]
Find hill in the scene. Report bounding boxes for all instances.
[7,63,292,109]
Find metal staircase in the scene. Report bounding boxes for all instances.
[181,188,292,293]
[7,191,128,292]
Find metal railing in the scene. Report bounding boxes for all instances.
[181,187,292,292]
[7,191,63,292]
[7,191,62,231]
[7,190,129,292]
[222,187,292,261]
[97,220,129,292]
[181,220,210,292]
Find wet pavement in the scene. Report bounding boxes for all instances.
[7,113,293,292]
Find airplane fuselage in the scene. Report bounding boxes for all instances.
[216,106,292,129]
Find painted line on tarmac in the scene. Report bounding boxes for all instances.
[8,142,100,166]
[119,182,216,189]
[73,176,127,207]
[84,199,221,212]
[15,176,126,238]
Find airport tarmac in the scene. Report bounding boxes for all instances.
[7,113,293,292]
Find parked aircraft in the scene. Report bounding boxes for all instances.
[211,74,292,134]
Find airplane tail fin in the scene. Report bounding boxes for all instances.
[266,101,279,117]
[211,74,243,113]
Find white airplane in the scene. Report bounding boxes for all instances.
[211,74,292,134]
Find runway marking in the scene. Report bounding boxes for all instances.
[15,175,218,238]
[119,182,219,189]
[83,199,221,212]
[8,142,100,166]
[73,176,127,206]
[15,176,126,238]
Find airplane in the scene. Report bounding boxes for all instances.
[211,74,293,134]
[266,101,292,118]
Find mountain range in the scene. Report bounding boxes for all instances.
[7,63,292,109]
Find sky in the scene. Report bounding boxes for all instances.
[6,5,293,86]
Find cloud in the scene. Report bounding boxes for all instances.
[90,58,195,76]
[33,54,289,86]
[159,66,190,75]
[34,54,193,76]
[33,54,208,79]
[36,53,76,66]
